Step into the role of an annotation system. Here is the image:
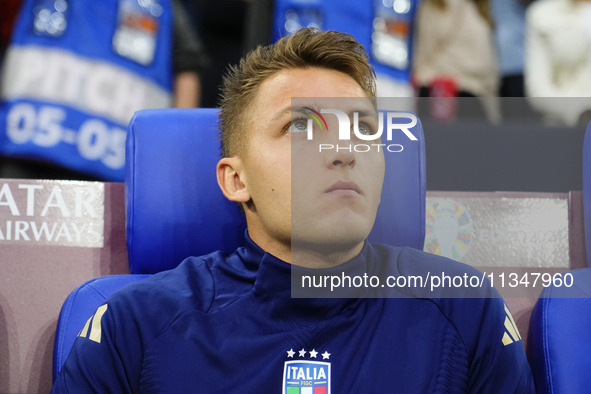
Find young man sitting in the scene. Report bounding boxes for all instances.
[51,28,535,393]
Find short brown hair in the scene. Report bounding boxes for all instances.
[218,28,376,158]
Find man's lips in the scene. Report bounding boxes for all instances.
[324,181,362,195]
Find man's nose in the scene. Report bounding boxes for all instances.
[328,145,356,169]
[320,115,357,168]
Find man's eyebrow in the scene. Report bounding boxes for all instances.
[269,104,377,123]
[299,103,376,118]
[269,105,317,124]
[353,109,376,118]
[269,106,304,123]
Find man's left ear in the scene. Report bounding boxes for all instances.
[216,157,251,203]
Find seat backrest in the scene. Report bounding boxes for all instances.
[527,268,591,394]
[125,108,248,274]
[528,121,591,393]
[584,123,591,266]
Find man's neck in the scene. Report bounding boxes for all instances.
[246,218,365,268]
[249,230,365,268]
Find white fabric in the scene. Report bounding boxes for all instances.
[525,0,591,125]
[413,0,499,97]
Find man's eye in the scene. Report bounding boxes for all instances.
[290,119,308,133]
[355,123,372,135]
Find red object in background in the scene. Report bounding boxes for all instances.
[0,0,23,47]
[429,77,457,122]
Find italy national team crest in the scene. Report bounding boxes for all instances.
[282,349,331,394]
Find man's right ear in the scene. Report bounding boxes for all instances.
[216,157,251,203]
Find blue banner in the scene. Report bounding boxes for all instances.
[0,0,173,180]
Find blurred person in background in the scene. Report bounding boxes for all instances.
[181,0,247,108]
[0,0,23,66]
[413,0,501,122]
[170,0,209,108]
[525,0,591,126]
[490,0,528,97]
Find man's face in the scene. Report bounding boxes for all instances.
[240,67,385,259]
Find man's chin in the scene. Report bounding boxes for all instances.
[293,208,373,230]
[291,233,367,254]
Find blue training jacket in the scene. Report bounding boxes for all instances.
[52,234,535,393]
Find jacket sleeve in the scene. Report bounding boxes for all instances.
[464,296,535,393]
[50,301,142,394]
